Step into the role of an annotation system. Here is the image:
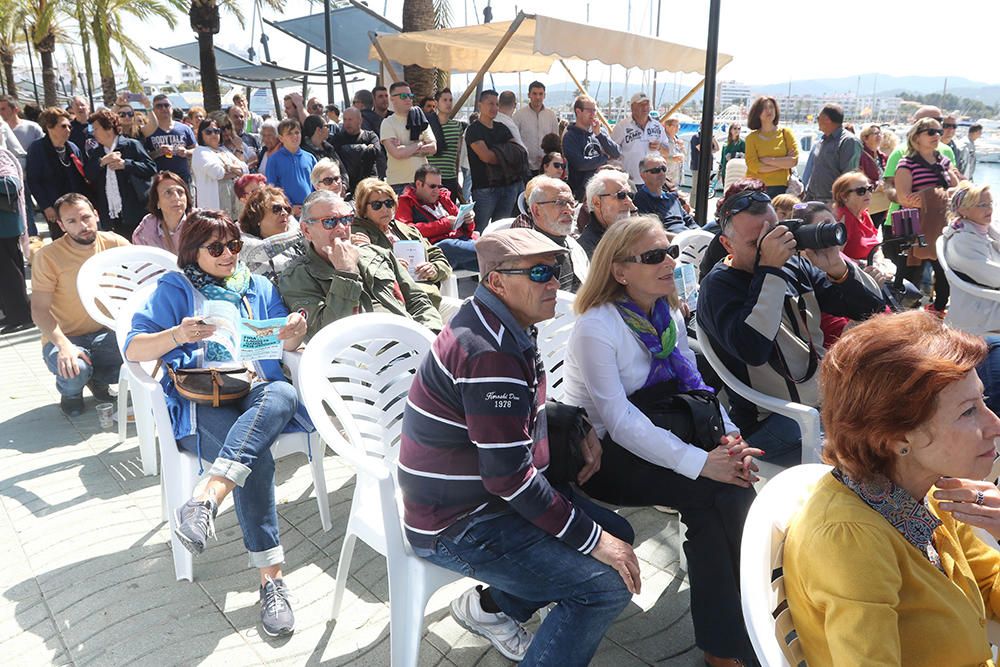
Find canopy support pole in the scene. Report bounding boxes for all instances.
[369,32,401,84]
[337,58,350,108]
[324,0,335,105]
[663,79,705,119]
[694,0,722,225]
[558,59,611,133]
[448,12,529,120]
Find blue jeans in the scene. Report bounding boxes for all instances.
[461,167,473,203]
[744,412,804,468]
[24,184,38,237]
[435,238,479,271]
[42,329,123,398]
[391,183,408,196]
[979,336,1000,417]
[472,184,519,233]
[178,380,298,568]
[423,486,634,666]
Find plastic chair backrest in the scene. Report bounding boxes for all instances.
[937,235,1000,305]
[114,282,167,380]
[482,218,516,236]
[741,463,831,667]
[439,296,465,324]
[672,228,715,275]
[536,290,577,402]
[77,245,178,329]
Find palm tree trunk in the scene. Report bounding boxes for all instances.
[191,2,222,112]
[77,8,97,107]
[91,17,118,106]
[401,0,437,99]
[0,54,15,99]
[38,47,57,107]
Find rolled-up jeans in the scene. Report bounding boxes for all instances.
[178,380,298,568]
[42,329,123,398]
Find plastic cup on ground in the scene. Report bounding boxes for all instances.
[96,403,115,430]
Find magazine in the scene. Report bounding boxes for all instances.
[200,300,287,363]
[452,202,475,230]
[674,263,699,311]
[393,240,427,279]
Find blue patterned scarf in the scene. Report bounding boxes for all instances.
[182,262,252,362]
[615,296,712,392]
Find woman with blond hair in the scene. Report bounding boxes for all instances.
[785,310,1000,666]
[563,215,762,666]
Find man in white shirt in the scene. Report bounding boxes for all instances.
[496,91,525,149]
[380,81,437,194]
[513,81,560,174]
[611,92,666,186]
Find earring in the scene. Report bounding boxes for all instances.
[621,280,628,286]
[900,447,909,456]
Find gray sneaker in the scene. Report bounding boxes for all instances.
[260,576,295,637]
[173,497,218,555]
[450,586,532,661]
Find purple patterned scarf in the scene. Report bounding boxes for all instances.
[615,297,712,391]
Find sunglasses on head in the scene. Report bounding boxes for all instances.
[369,198,396,211]
[643,166,668,174]
[495,263,562,283]
[849,184,876,196]
[200,239,243,257]
[622,245,679,265]
[271,203,291,215]
[393,92,415,100]
[311,215,354,230]
[319,176,341,186]
[722,190,771,219]
[599,190,634,201]
[920,128,944,137]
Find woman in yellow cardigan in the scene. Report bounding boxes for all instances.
[743,96,798,199]
[784,310,1000,667]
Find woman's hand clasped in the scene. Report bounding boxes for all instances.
[700,433,763,488]
[933,477,1000,539]
[173,317,217,346]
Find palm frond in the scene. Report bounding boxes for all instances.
[433,0,452,30]
[216,0,247,28]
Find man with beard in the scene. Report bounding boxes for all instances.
[513,175,589,292]
[31,193,129,416]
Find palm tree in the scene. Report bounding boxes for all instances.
[90,0,186,105]
[68,0,95,105]
[24,0,65,106]
[401,0,451,99]
[190,0,284,112]
[0,2,26,97]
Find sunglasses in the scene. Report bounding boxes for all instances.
[942,123,958,129]
[203,128,221,136]
[622,245,679,265]
[271,203,292,215]
[643,166,668,174]
[393,92,415,100]
[849,184,876,196]
[919,128,944,137]
[200,239,243,257]
[599,190,634,201]
[424,182,442,189]
[495,263,562,283]
[722,190,771,219]
[551,162,565,169]
[319,176,341,186]
[154,102,171,109]
[369,198,396,211]
[311,215,354,229]
[118,110,134,117]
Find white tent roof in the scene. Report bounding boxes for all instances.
[368,13,733,75]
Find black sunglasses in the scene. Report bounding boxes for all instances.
[369,198,396,211]
[271,203,291,215]
[551,162,565,169]
[849,184,876,196]
[942,123,958,129]
[920,128,944,137]
[722,190,771,220]
[118,110,134,118]
[622,245,679,265]
[203,128,221,136]
[643,166,668,174]
[319,176,341,186]
[599,190,634,201]
[200,239,243,257]
[312,215,354,230]
[495,263,562,283]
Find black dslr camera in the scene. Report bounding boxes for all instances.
[779,218,847,250]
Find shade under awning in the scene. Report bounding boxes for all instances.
[153,43,304,87]
[368,13,733,75]
[265,0,401,75]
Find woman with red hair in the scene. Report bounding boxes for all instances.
[784,310,1000,666]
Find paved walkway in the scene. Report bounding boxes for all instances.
[0,324,705,666]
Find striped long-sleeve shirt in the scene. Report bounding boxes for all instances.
[398,284,602,555]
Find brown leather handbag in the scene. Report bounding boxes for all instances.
[165,365,253,408]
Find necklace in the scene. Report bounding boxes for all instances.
[55,145,70,167]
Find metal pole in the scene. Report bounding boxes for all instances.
[23,27,40,106]
[337,59,350,109]
[651,0,661,110]
[302,47,310,101]
[259,32,282,120]
[324,0,335,104]
[695,0,721,226]
[475,3,494,110]
[450,13,529,121]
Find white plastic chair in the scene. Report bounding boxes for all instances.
[298,313,460,667]
[671,228,715,277]
[535,290,577,402]
[438,295,465,324]
[77,245,178,474]
[698,331,823,479]
[481,217,516,236]
[441,269,480,298]
[115,290,332,582]
[740,463,831,667]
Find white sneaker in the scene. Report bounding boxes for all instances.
[450,586,533,661]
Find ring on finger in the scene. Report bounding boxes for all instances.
[977,490,986,506]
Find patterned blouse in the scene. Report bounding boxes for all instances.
[833,468,944,572]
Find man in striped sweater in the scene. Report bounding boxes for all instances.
[399,228,639,664]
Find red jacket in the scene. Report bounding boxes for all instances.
[396,184,476,244]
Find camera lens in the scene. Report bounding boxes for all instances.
[793,222,847,249]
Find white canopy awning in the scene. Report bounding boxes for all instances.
[367,13,733,75]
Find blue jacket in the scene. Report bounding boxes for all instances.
[26,136,87,211]
[125,271,298,443]
[561,124,621,199]
[264,146,317,205]
[633,184,698,234]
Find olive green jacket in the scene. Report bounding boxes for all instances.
[278,242,443,342]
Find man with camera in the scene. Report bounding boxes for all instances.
[696,190,885,462]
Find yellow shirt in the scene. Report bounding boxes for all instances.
[744,127,799,187]
[381,113,435,186]
[31,231,131,344]
[784,473,1000,667]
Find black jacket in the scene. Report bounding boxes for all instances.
[332,130,383,193]
[84,136,157,236]
[26,136,88,212]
